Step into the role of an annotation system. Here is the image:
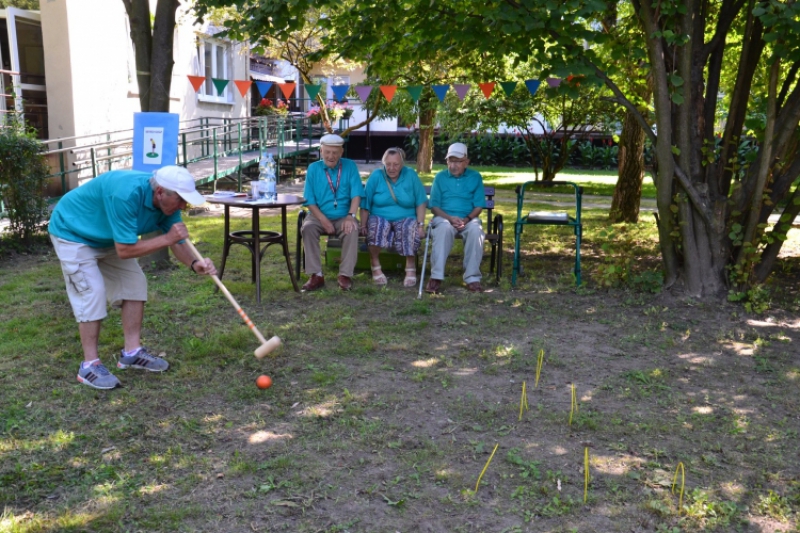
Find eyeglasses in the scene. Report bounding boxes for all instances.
[447,157,468,164]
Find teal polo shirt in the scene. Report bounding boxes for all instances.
[362,166,427,222]
[428,167,486,218]
[48,169,183,248]
[303,158,364,219]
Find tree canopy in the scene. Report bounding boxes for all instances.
[195,0,800,298]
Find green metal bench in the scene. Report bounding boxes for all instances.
[512,181,583,287]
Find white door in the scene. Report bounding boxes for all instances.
[5,7,47,137]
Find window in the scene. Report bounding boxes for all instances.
[196,38,233,104]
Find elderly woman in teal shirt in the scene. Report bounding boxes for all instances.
[360,147,428,287]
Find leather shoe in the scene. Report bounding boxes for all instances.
[466,281,484,293]
[337,275,353,291]
[302,274,325,291]
[425,278,442,294]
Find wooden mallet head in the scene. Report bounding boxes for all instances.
[254,336,282,359]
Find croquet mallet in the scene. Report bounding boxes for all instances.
[185,240,281,359]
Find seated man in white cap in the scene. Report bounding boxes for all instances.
[425,142,486,293]
[48,165,217,389]
[301,134,364,291]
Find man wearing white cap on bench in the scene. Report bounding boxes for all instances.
[300,134,364,291]
[425,142,486,293]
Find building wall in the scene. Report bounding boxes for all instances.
[308,64,402,133]
[39,0,250,189]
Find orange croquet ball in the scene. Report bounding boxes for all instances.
[256,375,273,389]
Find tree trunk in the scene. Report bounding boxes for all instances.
[416,96,436,173]
[123,0,180,266]
[610,109,647,223]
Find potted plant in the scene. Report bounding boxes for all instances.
[255,98,289,116]
[306,106,323,124]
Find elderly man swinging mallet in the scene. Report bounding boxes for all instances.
[300,134,365,291]
[49,166,218,390]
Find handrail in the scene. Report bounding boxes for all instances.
[25,114,339,203]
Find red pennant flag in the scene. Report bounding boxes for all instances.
[234,80,253,97]
[478,82,496,99]
[188,75,205,92]
[278,82,296,99]
[379,85,397,102]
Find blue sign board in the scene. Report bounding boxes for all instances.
[132,112,179,171]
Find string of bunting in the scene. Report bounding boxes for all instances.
[186,75,573,101]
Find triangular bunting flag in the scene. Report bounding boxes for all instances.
[524,79,541,96]
[234,80,252,97]
[405,85,423,103]
[379,85,397,102]
[278,82,296,99]
[188,75,205,92]
[453,84,470,100]
[567,75,584,86]
[547,77,562,88]
[212,78,229,95]
[500,81,518,97]
[355,85,373,101]
[432,85,450,102]
[255,81,273,98]
[305,84,322,101]
[478,82,496,98]
[331,84,350,101]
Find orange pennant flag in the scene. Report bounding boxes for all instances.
[234,80,253,97]
[188,75,205,92]
[478,82,496,98]
[278,82,296,99]
[380,85,397,102]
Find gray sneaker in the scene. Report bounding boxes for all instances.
[117,347,169,372]
[77,361,121,390]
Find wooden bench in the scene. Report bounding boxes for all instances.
[512,181,583,286]
[296,186,504,282]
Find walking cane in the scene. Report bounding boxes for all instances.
[417,223,432,299]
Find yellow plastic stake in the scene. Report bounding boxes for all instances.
[475,444,499,493]
[671,462,685,514]
[584,447,590,503]
[523,381,529,411]
[518,381,529,421]
[569,384,578,425]
[534,349,544,387]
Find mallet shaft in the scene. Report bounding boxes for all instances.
[184,240,268,345]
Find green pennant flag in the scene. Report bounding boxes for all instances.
[500,81,518,97]
[212,78,229,95]
[405,85,423,103]
[305,84,322,101]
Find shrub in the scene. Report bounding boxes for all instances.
[0,118,49,243]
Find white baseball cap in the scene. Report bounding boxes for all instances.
[153,166,205,206]
[320,133,345,146]
[446,142,468,159]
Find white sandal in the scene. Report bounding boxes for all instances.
[403,267,417,288]
[371,265,387,286]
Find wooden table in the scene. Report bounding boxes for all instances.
[205,193,305,303]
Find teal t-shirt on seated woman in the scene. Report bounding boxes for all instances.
[362,166,427,222]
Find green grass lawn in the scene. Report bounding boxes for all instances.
[417,165,657,199]
[2,207,800,532]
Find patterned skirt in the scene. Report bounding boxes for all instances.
[366,215,421,256]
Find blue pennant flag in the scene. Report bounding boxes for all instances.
[255,81,273,98]
[331,84,350,101]
[432,85,450,102]
[524,79,541,96]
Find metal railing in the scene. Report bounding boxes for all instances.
[1,112,348,219]
[40,113,347,195]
